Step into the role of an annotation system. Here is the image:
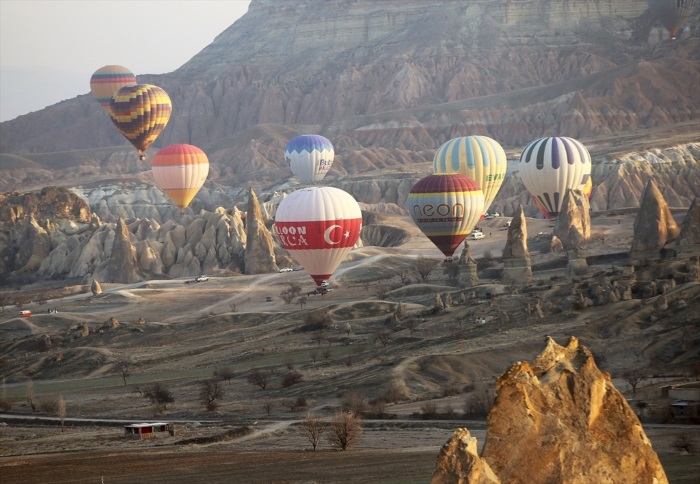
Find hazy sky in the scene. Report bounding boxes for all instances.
[0,0,251,122]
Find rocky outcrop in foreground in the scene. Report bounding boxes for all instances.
[432,337,668,484]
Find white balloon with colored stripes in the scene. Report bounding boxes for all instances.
[518,136,592,219]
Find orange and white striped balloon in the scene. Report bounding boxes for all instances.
[152,144,209,210]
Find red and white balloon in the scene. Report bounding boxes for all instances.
[275,187,362,286]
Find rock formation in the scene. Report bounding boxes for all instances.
[458,243,479,287]
[93,218,142,284]
[501,206,531,285]
[90,278,102,296]
[244,188,278,275]
[432,337,668,484]
[553,188,591,252]
[631,179,680,256]
[432,428,499,484]
[554,188,591,276]
[675,198,700,255]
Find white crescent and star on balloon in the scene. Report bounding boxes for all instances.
[323,225,350,244]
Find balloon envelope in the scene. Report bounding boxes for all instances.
[275,187,362,286]
[408,174,485,257]
[152,144,209,209]
[90,65,136,112]
[518,136,592,219]
[109,84,172,155]
[284,135,334,182]
[648,0,696,39]
[433,135,507,214]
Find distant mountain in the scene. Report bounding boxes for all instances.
[0,0,698,194]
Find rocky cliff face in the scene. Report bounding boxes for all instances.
[432,337,668,483]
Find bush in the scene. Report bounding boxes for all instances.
[281,370,303,388]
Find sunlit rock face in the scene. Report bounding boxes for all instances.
[631,179,680,254]
[432,337,668,484]
[244,188,278,275]
[553,188,591,251]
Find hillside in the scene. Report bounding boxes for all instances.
[0,0,697,198]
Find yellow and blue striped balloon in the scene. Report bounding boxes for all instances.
[109,84,172,155]
[433,136,507,214]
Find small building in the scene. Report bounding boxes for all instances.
[124,422,175,439]
[667,382,700,423]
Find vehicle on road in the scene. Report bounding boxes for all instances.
[470,232,486,240]
[18,310,32,317]
[279,267,293,273]
[195,275,209,282]
[320,280,329,287]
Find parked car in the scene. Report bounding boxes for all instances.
[18,310,32,317]
[195,275,209,282]
[470,232,486,240]
[320,280,330,287]
[279,267,293,273]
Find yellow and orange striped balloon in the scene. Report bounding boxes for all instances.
[152,144,209,209]
[109,84,172,155]
[90,65,136,113]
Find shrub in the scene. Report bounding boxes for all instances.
[281,370,303,388]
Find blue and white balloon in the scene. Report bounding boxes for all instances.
[284,135,334,182]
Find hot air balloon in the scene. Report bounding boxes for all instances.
[518,136,592,219]
[275,187,362,286]
[152,144,209,210]
[109,84,172,160]
[432,136,507,215]
[284,135,334,182]
[648,0,696,40]
[408,174,485,257]
[90,65,136,113]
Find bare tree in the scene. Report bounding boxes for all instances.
[310,349,319,364]
[298,296,308,309]
[414,255,440,282]
[322,348,332,362]
[26,379,37,413]
[119,363,131,386]
[57,395,67,432]
[263,400,274,416]
[328,411,362,450]
[280,288,295,304]
[302,413,326,450]
[216,367,235,384]
[374,330,392,348]
[289,282,303,298]
[403,318,420,335]
[247,369,271,390]
[143,383,174,415]
[311,329,326,345]
[342,389,366,415]
[199,380,224,411]
[623,369,646,396]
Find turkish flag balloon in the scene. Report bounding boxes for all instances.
[275,187,362,286]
